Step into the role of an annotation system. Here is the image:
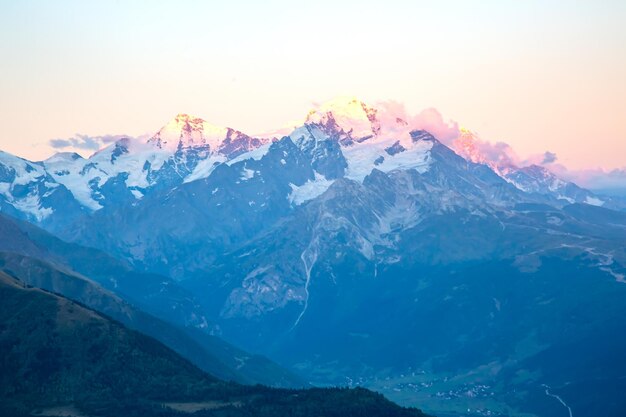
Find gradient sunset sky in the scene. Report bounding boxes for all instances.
[0,0,624,171]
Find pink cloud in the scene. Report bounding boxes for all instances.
[450,129,520,169]
[410,108,460,143]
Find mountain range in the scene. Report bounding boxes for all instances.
[1,97,625,417]
[1,98,619,234]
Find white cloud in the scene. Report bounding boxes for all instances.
[49,134,128,152]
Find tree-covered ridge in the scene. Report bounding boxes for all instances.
[0,271,429,417]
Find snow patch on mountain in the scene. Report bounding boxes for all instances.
[12,194,53,221]
[290,124,329,149]
[342,135,432,181]
[184,154,226,183]
[240,167,257,181]
[226,142,273,166]
[584,196,605,206]
[289,172,334,205]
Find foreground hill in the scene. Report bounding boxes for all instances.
[0,271,429,417]
[0,211,304,388]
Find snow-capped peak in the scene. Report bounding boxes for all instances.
[148,113,230,151]
[289,98,434,187]
[44,152,84,164]
[305,97,379,140]
[451,128,519,174]
[303,97,417,145]
[451,128,486,165]
[449,128,604,204]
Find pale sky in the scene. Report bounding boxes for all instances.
[0,0,625,170]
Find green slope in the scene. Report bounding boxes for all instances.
[0,212,304,388]
[0,271,429,417]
